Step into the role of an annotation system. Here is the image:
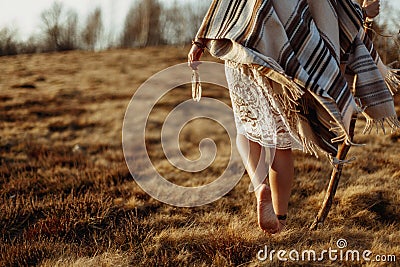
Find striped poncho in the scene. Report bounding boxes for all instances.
[196,0,400,156]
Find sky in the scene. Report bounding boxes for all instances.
[0,0,399,41]
[0,0,133,41]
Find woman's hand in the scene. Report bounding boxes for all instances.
[362,0,380,19]
[188,42,204,70]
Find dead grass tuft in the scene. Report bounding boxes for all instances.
[11,82,37,89]
[0,47,399,266]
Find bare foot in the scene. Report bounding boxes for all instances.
[256,184,279,234]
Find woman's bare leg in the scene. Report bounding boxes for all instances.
[236,134,268,190]
[236,134,294,233]
[269,148,294,231]
[236,134,279,233]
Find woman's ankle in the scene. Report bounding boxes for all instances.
[254,184,271,200]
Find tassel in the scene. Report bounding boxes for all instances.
[387,116,400,129]
[331,133,347,143]
[384,68,400,95]
[362,116,400,135]
[300,136,320,157]
[363,118,373,135]
[345,138,366,147]
[328,120,350,144]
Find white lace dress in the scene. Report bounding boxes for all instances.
[225,61,303,151]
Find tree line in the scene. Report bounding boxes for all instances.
[0,0,398,65]
[0,0,210,56]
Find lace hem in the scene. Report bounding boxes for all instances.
[225,61,303,151]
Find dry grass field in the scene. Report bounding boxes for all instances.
[1,46,399,266]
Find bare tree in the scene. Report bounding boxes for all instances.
[82,7,103,51]
[160,1,210,46]
[120,3,140,47]
[185,1,211,43]
[41,2,62,51]
[161,1,186,45]
[61,10,79,50]
[120,0,164,47]
[40,2,79,51]
[0,27,18,56]
[19,36,40,54]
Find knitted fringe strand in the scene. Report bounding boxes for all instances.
[363,116,400,135]
[385,68,400,95]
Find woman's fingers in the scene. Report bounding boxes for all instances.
[188,44,203,70]
[189,61,202,70]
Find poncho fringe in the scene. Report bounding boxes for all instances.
[196,0,399,157]
[385,69,400,95]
